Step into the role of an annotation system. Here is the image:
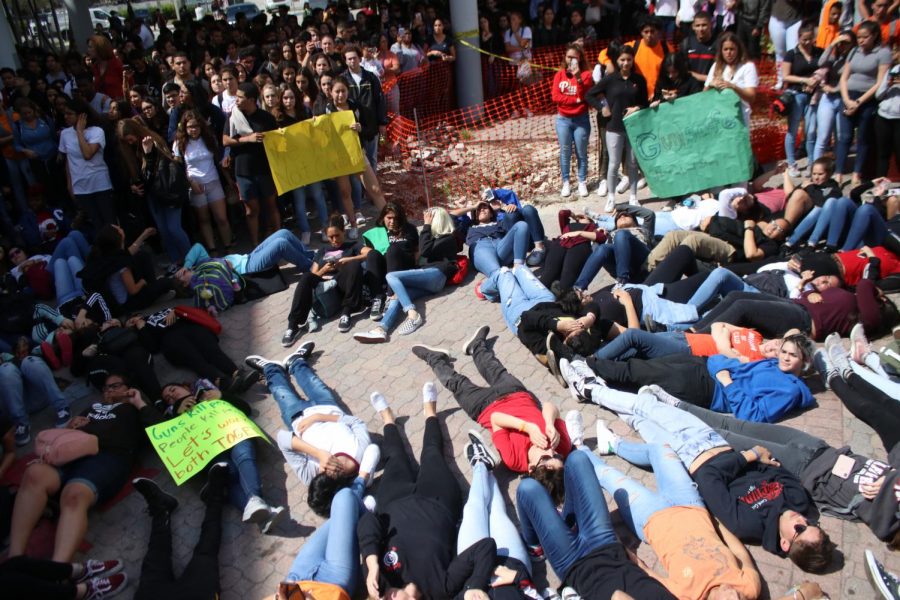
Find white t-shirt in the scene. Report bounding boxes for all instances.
[213,90,238,117]
[651,0,678,18]
[671,198,720,230]
[58,126,113,195]
[705,61,758,126]
[504,27,533,61]
[173,138,218,184]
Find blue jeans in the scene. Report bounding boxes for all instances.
[516,451,618,580]
[504,204,546,244]
[686,267,758,307]
[350,174,362,211]
[556,113,591,183]
[594,390,729,469]
[472,221,529,276]
[785,92,817,166]
[581,443,704,542]
[382,267,447,331]
[814,92,851,171]
[787,205,821,245]
[574,230,649,289]
[224,438,263,510]
[148,200,191,264]
[842,203,888,250]
[53,256,85,305]
[287,477,364,593]
[291,182,330,233]
[457,461,531,569]
[494,266,555,334]
[50,230,89,263]
[817,196,857,247]
[245,229,314,272]
[593,329,689,361]
[0,356,68,426]
[837,93,877,176]
[264,359,337,428]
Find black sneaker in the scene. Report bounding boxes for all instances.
[14,423,30,447]
[245,355,280,375]
[284,341,316,370]
[546,332,574,387]
[338,315,352,333]
[281,327,301,347]
[466,429,499,469]
[461,325,490,356]
[132,477,178,515]
[866,549,900,600]
[411,344,451,362]
[370,296,384,321]
[230,366,261,393]
[200,461,229,504]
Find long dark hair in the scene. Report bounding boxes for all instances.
[64,98,104,128]
[89,224,125,259]
[175,109,220,160]
[376,202,408,232]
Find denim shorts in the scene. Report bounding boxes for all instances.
[57,451,132,504]
[189,178,226,208]
[236,173,276,202]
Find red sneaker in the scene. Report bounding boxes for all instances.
[41,341,61,370]
[474,281,485,300]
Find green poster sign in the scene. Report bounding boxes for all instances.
[623,89,753,199]
[145,399,268,485]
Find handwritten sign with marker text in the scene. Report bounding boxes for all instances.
[624,89,753,198]
[145,400,268,485]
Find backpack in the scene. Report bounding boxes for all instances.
[150,154,190,208]
[191,259,243,312]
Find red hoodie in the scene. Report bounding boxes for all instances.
[552,69,593,117]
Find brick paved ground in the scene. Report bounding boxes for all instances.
[16,194,900,599]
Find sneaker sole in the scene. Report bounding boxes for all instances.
[865,549,895,600]
[467,429,500,466]
[354,334,387,343]
[243,506,270,524]
[413,344,451,356]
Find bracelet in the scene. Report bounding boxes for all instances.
[749,447,761,461]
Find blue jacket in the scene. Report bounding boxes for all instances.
[707,356,816,423]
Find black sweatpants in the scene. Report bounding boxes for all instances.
[376,417,463,520]
[89,344,163,400]
[643,245,698,287]
[365,245,416,298]
[422,336,530,421]
[287,265,363,328]
[691,291,813,338]
[0,556,76,599]
[160,321,237,383]
[586,354,716,407]
[539,240,592,290]
[134,498,223,600]
[832,373,900,452]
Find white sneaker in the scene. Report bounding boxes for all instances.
[638,384,682,407]
[347,227,359,240]
[597,179,608,197]
[422,381,438,405]
[787,165,801,178]
[355,211,366,226]
[560,586,583,600]
[560,181,571,198]
[636,177,647,190]
[577,182,588,197]
[343,214,351,228]
[628,194,638,206]
[595,420,618,455]
[242,495,270,523]
[615,175,630,194]
[559,358,602,402]
[359,443,381,483]
[363,495,377,512]
[604,195,616,213]
[564,410,585,447]
[300,231,311,245]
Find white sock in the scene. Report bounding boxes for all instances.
[370,391,389,412]
[422,381,438,404]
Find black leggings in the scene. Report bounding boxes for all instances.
[539,240,592,290]
[89,344,163,400]
[134,497,223,600]
[586,354,716,407]
[0,556,77,599]
[691,291,813,338]
[423,335,529,420]
[376,417,463,519]
[365,245,416,297]
[678,402,829,477]
[875,114,900,178]
[832,373,900,452]
[159,321,237,383]
[123,250,173,312]
[643,245,698,287]
[287,265,363,328]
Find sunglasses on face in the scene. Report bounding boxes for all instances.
[790,520,819,545]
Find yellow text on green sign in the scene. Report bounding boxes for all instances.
[263,110,366,196]
[145,400,268,485]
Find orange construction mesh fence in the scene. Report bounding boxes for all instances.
[377,38,789,213]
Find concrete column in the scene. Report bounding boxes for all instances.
[0,4,20,69]
[62,0,94,53]
[449,0,483,110]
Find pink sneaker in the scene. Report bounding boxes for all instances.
[849,323,872,365]
[474,281,485,301]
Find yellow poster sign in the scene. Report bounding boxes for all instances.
[263,111,366,195]
[145,399,268,485]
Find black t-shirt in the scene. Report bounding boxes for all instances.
[364,223,420,268]
[705,216,780,261]
[802,177,842,207]
[230,108,277,177]
[312,241,363,269]
[586,72,649,133]
[681,34,716,76]
[80,401,142,457]
[653,73,703,102]
[785,47,824,91]
[563,543,677,599]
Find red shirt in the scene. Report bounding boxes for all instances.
[552,69,592,118]
[93,57,124,100]
[476,391,572,473]
[838,246,900,286]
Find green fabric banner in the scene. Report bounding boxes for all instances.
[623,89,753,199]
